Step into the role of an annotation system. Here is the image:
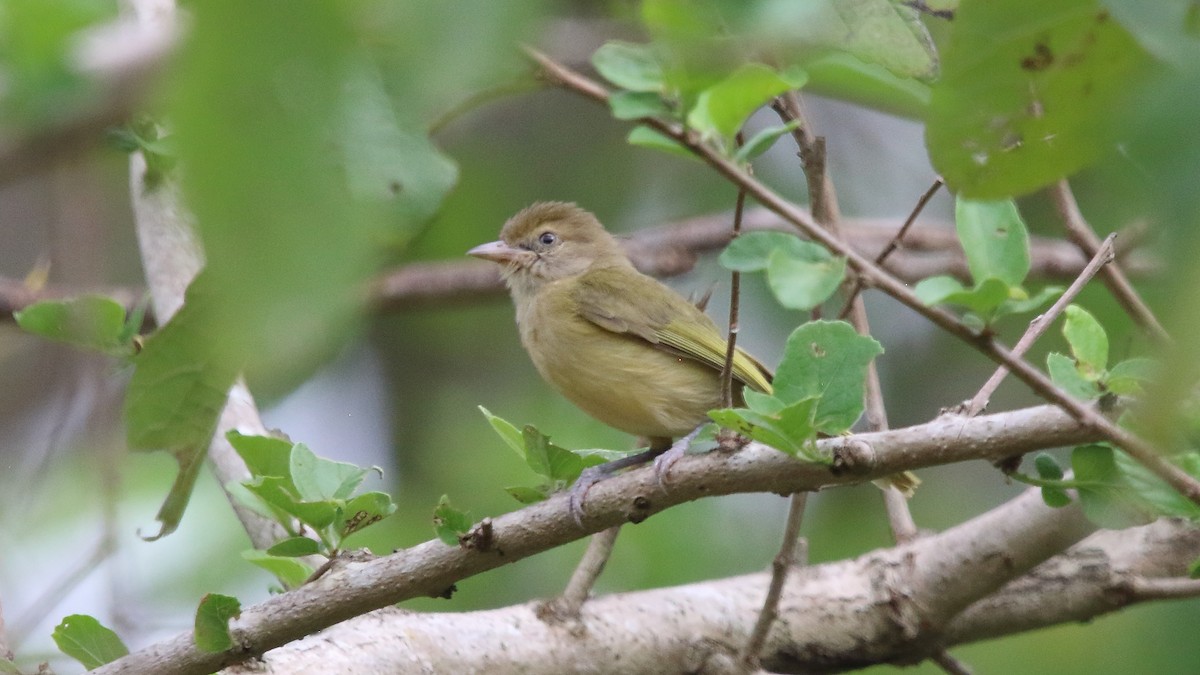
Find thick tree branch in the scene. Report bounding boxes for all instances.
[96,404,1107,675]
[221,500,1198,674]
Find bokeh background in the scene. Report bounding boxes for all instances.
[1,1,1197,673]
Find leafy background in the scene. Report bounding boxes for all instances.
[1,0,1198,672]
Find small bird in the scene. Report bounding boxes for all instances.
[469,202,916,499]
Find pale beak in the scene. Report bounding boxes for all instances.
[468,240,525,265]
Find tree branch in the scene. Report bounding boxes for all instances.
[95,404,1108,675]
[220,500,1198,674]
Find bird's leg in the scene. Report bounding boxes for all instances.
[568,437,672,527]
[652,424,706,488]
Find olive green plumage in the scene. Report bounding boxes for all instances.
[470,201,770,442]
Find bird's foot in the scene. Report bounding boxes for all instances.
[568,447,662,527]
[653,425,705,489]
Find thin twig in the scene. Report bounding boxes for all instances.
[839,176,945,319]
[965,234,1117,416]
[720,168,749,409]
[1126,577,1200,600]
[931,650,975,675]
[738,492,807,671]
[1049,179,1168,344]
[543,526,622,619]
[524,46,1200,508]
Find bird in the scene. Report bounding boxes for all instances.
[468,202,916,512]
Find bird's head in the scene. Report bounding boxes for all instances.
[468,202,629,296]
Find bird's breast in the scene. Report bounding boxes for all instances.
[517,287,721,439]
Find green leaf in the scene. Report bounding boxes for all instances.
[227,431,294,479]
[194,593,242,653]
[627,126,698,160]
[265,536,322,557]
[289,443,366,502]
[592,41,665,92]
[226,480,296,527]
[734,120,801,163]
[719,231,810,272]
[1112,448,1200,521]
[433,495,473,546]
[341,491,398,537]
[52,614,129,670]
[765,246,847,310]
[926,0,1151,198]
[1047,352,1103,400]
[1063,305,1109,377]
[687,63,801,139]
[913,275,967,306]
[124,280,239,540]
[608,91,674,120]
[1106,357,1158,395]
[14,296,131,355]
[710,397,820,459]
[0,657,21,674]
[1072,444,1155,528]
[505,485,550,504]
[772,320,883,434]
[997,285,1063,317]
[955,198,1031,286]
[1034,452,1065,480]
[803,52,930,119]
[743,389,786,415]
[242,549,313,589]
[1041,486,1073,508]
[522,426,586,484]
[479,406,526,458]
[243,476,338,531]
[1100,1,1200,71]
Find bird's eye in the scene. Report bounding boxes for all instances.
[538,231,557,246]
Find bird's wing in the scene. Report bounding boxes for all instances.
[572,267,773,393]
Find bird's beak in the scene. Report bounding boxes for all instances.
[468,240,524,265]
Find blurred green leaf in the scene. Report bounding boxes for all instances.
[1041,486,1072,508]
[998,285,1063,317]
[592,41,666,92]
[1102,0,1200,68]
[266,536,322,558]
[1048,351,1103,400]
[1072,444,1155,528]
[0,0,115,125]
[1106,357,1158,395]
[1035,452,1065,480]
[720,231,809,272]
[433,495,473,546]
[956,198,1030,287]
[0,657,20,674]
[744,389,786,415]
[14,295,132,355]
[505,485,550,504]
[803,52,930,118]
[52,614,129,670]
[627,126,698,159]
[773,320,883,434]
[734,120,801,162]
[1112,447,1200,521]
[765,245,847,311]
[242,549,313,589]
[194,593,242,653]
[914,276,1011,320]
[290,443,366,502]
[227,431,294,480]
[927,0,1151,198]
[1063,305,1109,378]
[608,91,674,120]
[687,63,802,140]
